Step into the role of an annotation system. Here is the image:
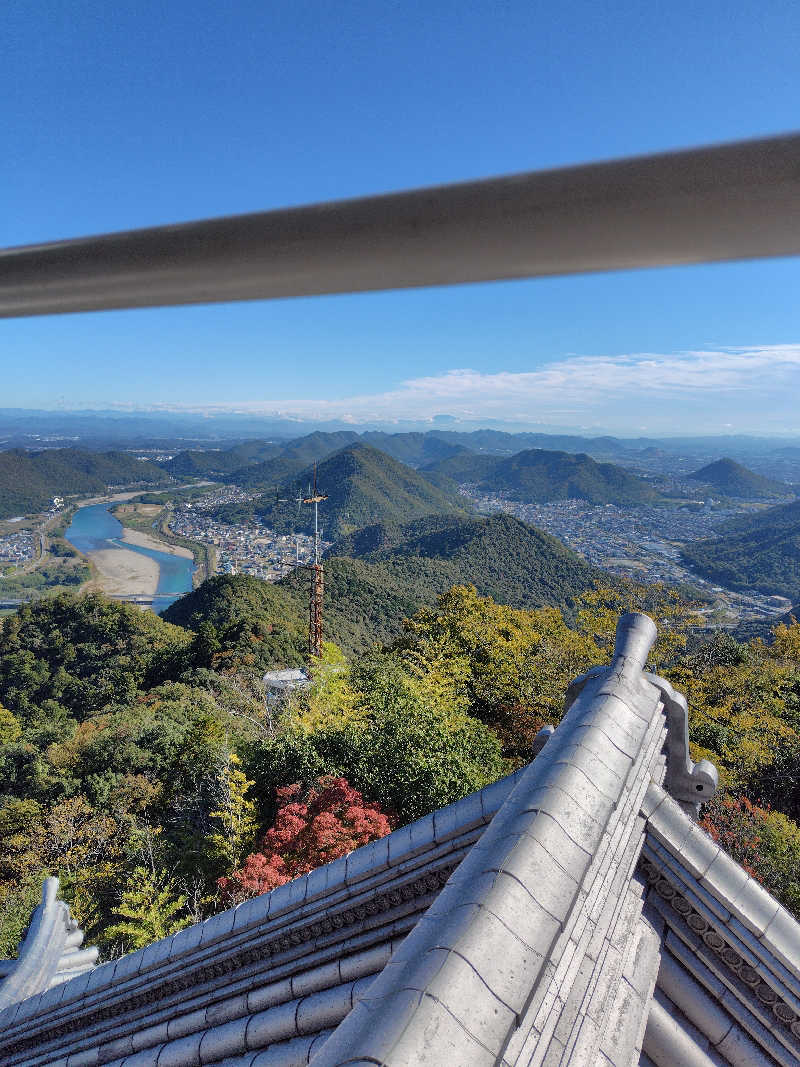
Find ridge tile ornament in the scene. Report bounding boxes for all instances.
[1,614,798,1066]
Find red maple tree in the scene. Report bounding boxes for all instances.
[700,793,768,880]
[218,777,393,904]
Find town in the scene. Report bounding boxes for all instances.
[166,487,325,581]
[461,488,792,625]
[0,525,36,566]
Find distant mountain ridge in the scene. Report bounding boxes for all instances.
[426,448,661,505]
[688,457,792,499]
[0,448,173,518]
[164,430,466,487]
[158,428,800,495]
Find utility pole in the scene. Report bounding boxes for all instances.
[302,464,327,661]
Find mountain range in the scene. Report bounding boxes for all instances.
[219,443,471,540]
[425,448,661,505]
[683,498,800,600]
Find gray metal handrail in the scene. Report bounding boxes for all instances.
[2,132,799,317]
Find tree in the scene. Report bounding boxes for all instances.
[206,751,258,873]
[290,642,361,733]
[701,793,800,916]
[0,703,21,745]
[400,586,599,752]
[576,581,701,669]
[218,777,392,904]
[104,866,190,952]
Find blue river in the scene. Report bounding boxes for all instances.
[65,502,194,613]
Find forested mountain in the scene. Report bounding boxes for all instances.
[176,431,464,490]
[683,498,800,600]
[163,441,284,478]
[160,429,646,492]
[421,450,498,483]
[165,513,600,653]
[359,432,465,468]
[220,443,470,539]
[426,429,631,457]
[426,447,661,504]
[223,431,361,489]
[0,448,173,518]
[688,457,792,499]
[324,512,602,645]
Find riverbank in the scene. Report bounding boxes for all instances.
[121,527,194,559]
[65,502,195,609]
[87,547,160,597]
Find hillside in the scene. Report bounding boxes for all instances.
[0,448,173,518]
[182,428,467,488]
[238,443,471,539]
[683,498,800,600]
[163,440,284,478]
[427,448,660,505]
[290,512,601,650]
[225,431,361,489]
[688,457,792,499]
[359,432,465,468]
[422,450,498,483]
[166,512,601,653]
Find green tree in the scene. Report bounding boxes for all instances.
[291,642,361,732]
[104,866,190,952]
[400,585,599,752]
[0,703,21,745]
[249,650,505,825]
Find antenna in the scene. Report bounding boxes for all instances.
[301,463,328,661]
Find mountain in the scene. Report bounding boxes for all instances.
[687,458,792,499]
[422,450,499,483]
[163,440,284,478]
[226,431,362,489]
[167,512,602,653]
[682,498,800,600]
[242,443,471,539]
[427,429,630,458]
[330,511,601,608]
[0,448,174,518]
[281,511,603,649]
[359,432,465,468]
[427,448,661,505]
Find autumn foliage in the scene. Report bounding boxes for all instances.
[700,793,800,914]
[218,777,393,903]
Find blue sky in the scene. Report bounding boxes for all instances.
[3,0,800,434]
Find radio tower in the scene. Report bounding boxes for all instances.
[302,465,327,661]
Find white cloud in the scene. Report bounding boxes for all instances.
[109,344,800,433]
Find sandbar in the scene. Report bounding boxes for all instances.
[88,548,159,597]
[121,528,194,558]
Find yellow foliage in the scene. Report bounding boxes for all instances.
[0,704,21,746]
[291,642,366,733]
[577,581,701,669]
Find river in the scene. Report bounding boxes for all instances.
[65,502,194,613]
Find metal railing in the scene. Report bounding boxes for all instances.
[1,132,799,318]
